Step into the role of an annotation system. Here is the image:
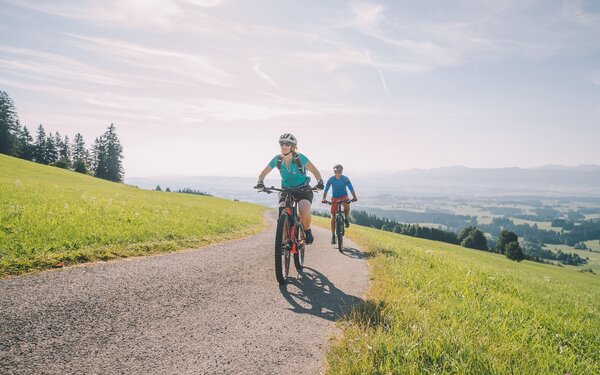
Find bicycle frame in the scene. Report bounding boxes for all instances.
[325,199,352,252]
[262,186,309,253]
[257,185,318,284]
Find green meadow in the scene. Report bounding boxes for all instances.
[0,155,266,276]
[320,219,600,374]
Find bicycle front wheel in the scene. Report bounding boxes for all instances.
[275,213,292,284]
[336,215,344,253]
[294,223,305,270]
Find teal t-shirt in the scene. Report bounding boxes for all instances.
[268,153,310,188]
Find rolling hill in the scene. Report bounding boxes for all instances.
[0,155,266,276]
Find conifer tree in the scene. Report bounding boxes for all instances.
[0,90,19,155]
[33,125,48,164]
[16,125,34,161]
[91,136,108,179]
[45,132,58,165]
[72,133,88,174]
[54,133,71,169]
[102,123,124,182]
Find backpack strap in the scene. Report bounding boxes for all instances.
[276,152,306,175]
[292,151,305,174]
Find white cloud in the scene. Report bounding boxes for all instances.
[0,45,134,87]
[183,0,225,6]
[5,0,189,29]
[349,1,385,29]
[62,34,234,87]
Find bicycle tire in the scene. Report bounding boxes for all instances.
[275,213,291,284]
[294,223,305,270]
[336,215,344,253]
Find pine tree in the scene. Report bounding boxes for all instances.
[91,136,108,179]
[33,125,48,164]
[54,134,71,169]
[45,132,58,165]
[16,125,35,161]
[0,90,20,155]
[71,133,89,174]
[102,123,124,182]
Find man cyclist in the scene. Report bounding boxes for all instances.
[256,133,324,244]
[321,164,358,244]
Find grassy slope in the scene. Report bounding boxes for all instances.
[0,155,266,276]
[313,218,600,374]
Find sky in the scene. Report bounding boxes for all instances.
[1,0,599,178]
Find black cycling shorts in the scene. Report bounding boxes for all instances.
[278,190,313,207]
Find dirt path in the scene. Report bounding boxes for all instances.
[0,212,369,374]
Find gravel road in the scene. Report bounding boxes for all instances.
[0,212,368,374]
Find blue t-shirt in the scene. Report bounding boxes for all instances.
[325,175,354,198]
[268,153,310,188]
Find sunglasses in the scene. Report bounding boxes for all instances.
[279,142,293,147]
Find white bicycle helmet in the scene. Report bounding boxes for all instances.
[333,164,343,171]
[279,133,297,145]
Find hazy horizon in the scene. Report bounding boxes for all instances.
[2,0,599,178]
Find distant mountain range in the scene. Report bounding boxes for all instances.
[125,165,600,201]
[363,165,600,195]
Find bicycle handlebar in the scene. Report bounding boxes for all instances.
[255,185,321,194]
[323,199,354,204]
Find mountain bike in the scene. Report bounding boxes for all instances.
[256,185,319,284]
[324,199,353,253]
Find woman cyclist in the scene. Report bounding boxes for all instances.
[322,164,358,244]
[255,133,324,244]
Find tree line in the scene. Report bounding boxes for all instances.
[479,216,600,247]
[0,90,124,182]
[522,242,588,266]
[344,209,591,264]
[154,186,213,197]
[365,207,476,232]
[350,210,459,245]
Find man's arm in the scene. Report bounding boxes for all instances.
[347,178,358,201]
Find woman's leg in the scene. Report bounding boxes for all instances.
[298,199,312,230]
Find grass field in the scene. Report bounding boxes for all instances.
[543,244,600,274]
[584,239,600,251]
[0,155,266,277]
[510,217,556,231]
[319,219,600,374]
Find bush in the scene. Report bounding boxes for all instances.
[460,230,488,251]
[505,241,524,262]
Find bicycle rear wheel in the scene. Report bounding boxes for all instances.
[275,213,291,284]
[336,215,344,253]
[294,223,305,270]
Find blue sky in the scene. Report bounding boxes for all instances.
[1,0,599,177]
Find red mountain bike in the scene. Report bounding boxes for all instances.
[324,199,353,253]
[257,185,319,284]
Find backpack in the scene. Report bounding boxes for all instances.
[276,152,305,175]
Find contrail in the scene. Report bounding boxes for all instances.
[253,57,279,88]
[366,51,389,94]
